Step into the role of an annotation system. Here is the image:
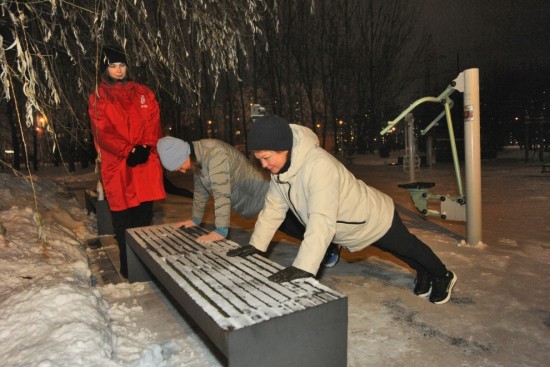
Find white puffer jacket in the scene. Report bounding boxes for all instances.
[250,124,395,274]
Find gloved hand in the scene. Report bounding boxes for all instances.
[268,266,313,283]
[227,245,261,258]
[127,145,151,167]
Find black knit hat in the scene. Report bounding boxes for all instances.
[247,114,293,151]
[100,46,128,73]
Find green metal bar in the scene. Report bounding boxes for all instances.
[380,96,439,135]
[380,85,457,136]
[421,98,454,135]
[421,110,446,136]
[444,101,464,197]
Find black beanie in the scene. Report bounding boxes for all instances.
[100,46,128,73]
[247,114,293,151]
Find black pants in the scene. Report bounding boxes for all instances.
[372,210,447,277]
[110,201,154,278]
[277,210,339,262]
[278,210,307,240]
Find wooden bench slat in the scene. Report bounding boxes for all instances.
[169,259,252,322]
[199,253,292,309]
[178,253,279,315]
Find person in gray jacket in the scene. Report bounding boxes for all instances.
[157,136,340,266]
[228,115,457,305]
[157,137,267,243]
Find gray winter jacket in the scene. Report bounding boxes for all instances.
[250,124,395,274]
[191,139,269,229]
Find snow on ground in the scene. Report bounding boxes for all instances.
[0,171,217,366]
[0,146,549,366]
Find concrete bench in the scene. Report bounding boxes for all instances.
[126,224,348,367]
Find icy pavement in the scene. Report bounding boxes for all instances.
[0,149,548,366]
[160,154,550,367]
[96,154,550,366]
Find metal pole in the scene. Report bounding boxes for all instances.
[463,68,483,246]
[406,113,415,182]
[426,135,433,168]
[444,101,464,197]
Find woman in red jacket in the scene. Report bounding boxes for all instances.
[88,46,166,278]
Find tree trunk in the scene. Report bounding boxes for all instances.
[6,99,21,170]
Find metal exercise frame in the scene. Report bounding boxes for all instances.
[380,76,467,221]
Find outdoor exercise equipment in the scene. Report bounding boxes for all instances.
[402,112,421,181]
[380,69,482,246]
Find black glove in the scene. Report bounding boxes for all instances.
[227,245,260,258]
[127,145,151,167]
[268,266,313,283]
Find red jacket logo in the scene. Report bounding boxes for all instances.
[140,95,148,108]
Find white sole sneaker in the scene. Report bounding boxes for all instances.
[431,272,457,305]
[415,286,432,298]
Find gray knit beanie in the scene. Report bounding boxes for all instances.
[247,114,293,151]
[157,137,191,171]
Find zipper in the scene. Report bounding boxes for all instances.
[276,175,305,226]
[276,175,365,226]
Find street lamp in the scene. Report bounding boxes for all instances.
[33,114,49,170]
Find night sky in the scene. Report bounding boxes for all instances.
[422,0,550,75]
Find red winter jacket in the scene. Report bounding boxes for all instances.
[88,80,166,211]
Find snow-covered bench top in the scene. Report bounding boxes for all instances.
[126,224,348,367]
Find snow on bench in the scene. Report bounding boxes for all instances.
[126,224,348,367]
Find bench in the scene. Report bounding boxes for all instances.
[84,189,114,235]
[542,163,550,173]
[126,224,348,367]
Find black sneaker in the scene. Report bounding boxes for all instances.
[429,271,457,304]
[413,270,432,297]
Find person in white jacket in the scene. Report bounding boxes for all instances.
[157,136,340,267]
[228,115,457,304]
